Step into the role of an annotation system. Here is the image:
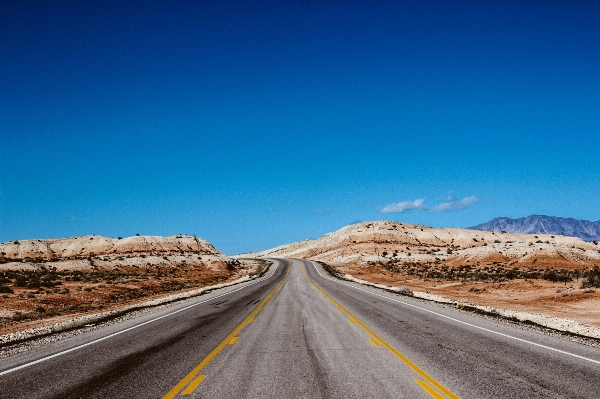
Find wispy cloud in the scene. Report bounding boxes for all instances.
[429,196,479,212]
[380,198,426,213]
[312,209,331,215]
[379,196,479,213]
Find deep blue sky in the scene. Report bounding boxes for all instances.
[1,1,599,254]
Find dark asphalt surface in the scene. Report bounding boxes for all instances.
[1,258,599,398]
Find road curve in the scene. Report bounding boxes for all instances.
[1,258,599,398]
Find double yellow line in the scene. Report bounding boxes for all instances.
[302,262,460,399]
[162,265,290,398]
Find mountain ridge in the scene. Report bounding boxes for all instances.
[470,215,600,242]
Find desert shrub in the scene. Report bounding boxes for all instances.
[14,276,27,287]
[505,268,521,279]
[226,260,240,271]
[11,311,31,321]
[542,269,571,283]
[319,261,343,279]
[0,285,13,294]
[26,279,40,288]
[542,270,558,282]
[581,266,600,288]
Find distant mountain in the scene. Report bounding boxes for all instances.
[470,215,600,242]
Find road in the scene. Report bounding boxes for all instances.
[1,258,599,398]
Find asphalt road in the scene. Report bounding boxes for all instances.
[1,258,599,398]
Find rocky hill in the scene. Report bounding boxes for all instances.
[250,221,600,273]
[470,215,600,242]
[0,234,265,335]
[0,234,221,262]
[251,221,600,334]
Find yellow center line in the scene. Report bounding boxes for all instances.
[162,265,290,399]
[229,336,239,346]
[181,375,205,395]
[369,337,381,347]
[301,263,460,399]
[416,380,446,399]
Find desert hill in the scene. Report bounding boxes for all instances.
[0,235,265,336]
[251,221,600,272]
[0,234,221,262]
[251,221,600,330]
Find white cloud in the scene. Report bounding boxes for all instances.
[429,196,479,212]
[379,195,480,214]
[312,209,330,215]
[380,198,426,213]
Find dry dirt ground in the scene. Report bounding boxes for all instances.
[333,262,600,329]
[251,221,600,329]
[0,235,267,336]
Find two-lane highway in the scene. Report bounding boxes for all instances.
[164,258,455,398]
[1,258,599,398]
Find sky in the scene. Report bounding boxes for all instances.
[1,0,599,255]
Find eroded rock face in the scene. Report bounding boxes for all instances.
[0,235,266,336]
[251,222,600,335]
[250,220,600,269]
[0,235,221,262]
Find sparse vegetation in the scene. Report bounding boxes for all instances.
[318,261,343,279]
[0,235,259,333]
[0,285,14,294]
[581,266,600,288]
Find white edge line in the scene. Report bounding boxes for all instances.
[0,261,281,376]
[309,260,600,366]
